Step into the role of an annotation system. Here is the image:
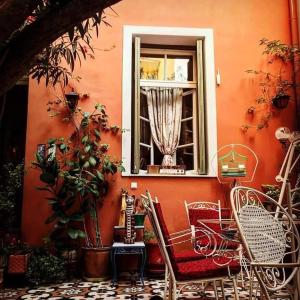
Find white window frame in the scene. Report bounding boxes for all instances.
[122,25,217,177]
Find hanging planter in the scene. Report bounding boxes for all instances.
[272,94,290,109]
[65,91,80,112]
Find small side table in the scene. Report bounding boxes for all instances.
[111,242,146,285]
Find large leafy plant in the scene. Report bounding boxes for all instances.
[34,97,123,249]
[242,38,298,131]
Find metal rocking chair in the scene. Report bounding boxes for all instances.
[230,186,300,299]
[142,191,240,300]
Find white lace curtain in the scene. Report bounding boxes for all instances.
[145,87,183,166]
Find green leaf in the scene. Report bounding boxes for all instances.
[60,143,66,150]
[67,228,78,239]
[94,129,101,138]
[83,161,90,169]
[78,230,86,238]
[40,172,56,185]
[84,145,91,153]
[81,135,88,144]
[59,216,70,224]
[48,138,57,144]
[70,214,84,221]
[89,156,97,166]
[96,171,104,181]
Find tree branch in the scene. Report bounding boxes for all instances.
[0,0,122,96]
[0,0,41,44]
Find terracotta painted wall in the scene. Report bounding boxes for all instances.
[22,0,296,245]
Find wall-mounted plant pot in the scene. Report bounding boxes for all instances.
[65,91,80,111]
[272,94,290,109]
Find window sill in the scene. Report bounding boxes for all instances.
[121,173,217,178]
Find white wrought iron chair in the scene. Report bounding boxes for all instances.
[230,186,300,299]
[142,191,241,300]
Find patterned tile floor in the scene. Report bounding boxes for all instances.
[0,276,289,299]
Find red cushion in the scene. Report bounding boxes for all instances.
[173,249,206,263]
[188,208,221,233]
[175,257,240,281]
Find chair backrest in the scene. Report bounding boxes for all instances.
[185,200,222,233]
[230,186,300,292]
[141,192,177,281]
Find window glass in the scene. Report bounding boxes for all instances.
[140,54,164,80]
[182,93,193,119]
[166,55,193,81]
[140,93,149,119]
[140,146,150,170]
[179,119,193,145]
[140,119,151,145]
[177,146,194,170]
[153,143,164,165]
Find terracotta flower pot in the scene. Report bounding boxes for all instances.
[82,247,111,281]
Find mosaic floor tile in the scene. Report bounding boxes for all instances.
[0,275,291,299]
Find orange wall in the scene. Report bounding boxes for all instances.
[22,0,297,245]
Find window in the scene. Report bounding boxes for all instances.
[122,26,217,177]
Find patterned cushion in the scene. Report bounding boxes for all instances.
[175,257,241,281]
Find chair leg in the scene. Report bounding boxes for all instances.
[220,279,226,299]
[249,267,253,300]
[172,280,177,300]
[164,264,168,299]
[239,249,245,288]
[232,276,239,300]
[213,280,219,300]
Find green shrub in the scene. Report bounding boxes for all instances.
[26,250,66,285]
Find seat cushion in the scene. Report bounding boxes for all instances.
[175,256,241,281]
[173,249,206,263]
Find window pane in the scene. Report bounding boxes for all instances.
[166,55,193,81]
[179,119,193,145]
[182,92,193,119]
[140,54,164,80]
[140,145,151,170]
[177,146,194,170]
[153,142,164,165]
[140,93,149,119]
[140,119,151,145]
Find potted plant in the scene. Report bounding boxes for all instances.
[34,95,124,281]
[242,38,298,132]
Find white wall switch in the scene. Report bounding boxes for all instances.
[130,182,138,189]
